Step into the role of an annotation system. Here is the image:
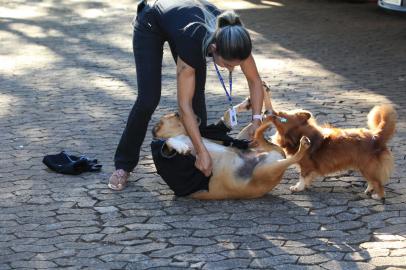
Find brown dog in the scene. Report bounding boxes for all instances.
[152,112,311,200]
[268,105,397,201]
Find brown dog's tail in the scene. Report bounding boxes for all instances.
[367,104,397,144]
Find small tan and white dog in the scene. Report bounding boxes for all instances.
[152,84,311,199]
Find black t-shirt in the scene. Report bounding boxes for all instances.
[154,0,221,70]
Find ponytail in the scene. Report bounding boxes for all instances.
[184,3,252,61]
[217,10,242,28]
[214,11,251,61]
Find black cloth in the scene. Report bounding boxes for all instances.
[201,121,250,149]
[151,140,209,196]
[114,0,220,172]
[43,151,102,175]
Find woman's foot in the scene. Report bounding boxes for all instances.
[108,169,130,190]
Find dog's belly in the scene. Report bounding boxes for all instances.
[234,151,284,180]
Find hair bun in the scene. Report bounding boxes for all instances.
[217,10,242,28]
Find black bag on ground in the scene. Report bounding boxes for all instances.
[42,151,102,175]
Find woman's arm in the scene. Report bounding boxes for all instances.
[176,57,212,177]
[240,54,264,136]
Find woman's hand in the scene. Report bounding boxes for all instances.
[195,148,213,177]
[247,119,262,140]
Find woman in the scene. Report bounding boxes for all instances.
[109,0,265,191]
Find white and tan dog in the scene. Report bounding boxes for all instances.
[152,84,311,200]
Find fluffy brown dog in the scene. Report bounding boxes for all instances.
[153,113,311,200]
[269,105,397,201]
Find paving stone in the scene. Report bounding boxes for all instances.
[321,261,376,270]
[126,259,172,270]
[122,242,169,254]
[220,249,269,258]
[76,245,123,257]
[294,215,337,224]
[99,253,149,262]
[193,227,236,237]
[33,249,77,260]
[344,249,389,262]
[360,241,406,250]
[53,258,104,267]
[0,264,11,270]
[301,230,349,238]
[298,253,332,264]
[390,249,406,257]
[250,255,299,268]
[149,246,193,258]
[368,256,406,267]
[267,246,317,256]
[94,206,119,214]
[194,244,237,254]
[103,230,149,242]
[170,221,217,229]
[57,226,101,235]
[168,261,190,268]
[203,259,251,270]
[124,223,171,230]
[361,211,399,223]
[236,224,279,235]
[10,245,58,253]
[323,221,364,231]
[10,260,57,269]
[148,229,193,239]
[168,237,216,246]
[240,240,285,250]
[175,253,225,262]
[274,265,324,270]
[80,233,105,242]
[373,233,405,241]
[278,223,321,233]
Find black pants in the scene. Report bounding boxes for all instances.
[114,1,207,172]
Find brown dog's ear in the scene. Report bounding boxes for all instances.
[298,111,312,123]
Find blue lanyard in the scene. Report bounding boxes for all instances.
[213,59,233,106]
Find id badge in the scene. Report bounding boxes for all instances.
[229,107,238,127]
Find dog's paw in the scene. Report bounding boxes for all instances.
[364,184,374,196]
[166,138,191,155]
[290,182,305,193]
[371,193,384,201]
[300,136,311,148]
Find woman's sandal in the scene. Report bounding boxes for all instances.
[108,169,130,191]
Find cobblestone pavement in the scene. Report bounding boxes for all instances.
[1,0,406,269]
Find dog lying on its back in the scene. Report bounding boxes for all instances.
[152,112,311,200]
[268,105,397,201]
